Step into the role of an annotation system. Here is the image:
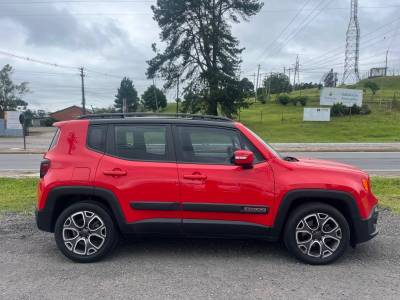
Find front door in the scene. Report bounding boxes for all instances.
[173,125,275,237]
[95,124,180,234]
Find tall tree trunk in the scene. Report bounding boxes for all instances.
[207,78,218,115]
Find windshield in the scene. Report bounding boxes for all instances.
[246,128,282,159]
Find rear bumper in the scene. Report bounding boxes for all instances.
[353,205,379,244]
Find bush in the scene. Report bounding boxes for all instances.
[43,117,56,127]
[350,104,361,114]
[330,103,370,117]
[331,103,347,117]
[277,94,290,106]
[291,96,308,106]
[360,104,371,115]
[256,88,267,104]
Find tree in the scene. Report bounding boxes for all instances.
[263,73,291,94]
[364,80,380,95]
[180,90,205,114]
[240,77,254,98]
[141,85,167,112]
[0,64,29,117]
[147,0,263,116]
[114,77,139,112]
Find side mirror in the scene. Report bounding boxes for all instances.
[233,150,254,168]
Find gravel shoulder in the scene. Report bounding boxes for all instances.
[0,210,399,299]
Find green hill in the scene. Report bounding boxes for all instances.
[163,76,400,142]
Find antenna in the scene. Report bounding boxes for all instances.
[342,0,360,84]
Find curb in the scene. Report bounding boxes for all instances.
[0,151,45,155]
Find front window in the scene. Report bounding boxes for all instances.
[176,126,264,165]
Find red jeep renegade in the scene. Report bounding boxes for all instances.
[36,113,378,264]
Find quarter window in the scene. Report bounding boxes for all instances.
[87,125,107,152]
[114,125,170,161]
[48,128,60,150]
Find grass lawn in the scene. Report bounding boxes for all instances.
[371,177,400,214]
[237,101,400,143]
[0,177,399,214]
[0,178,38,214]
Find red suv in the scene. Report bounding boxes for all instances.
[36,113,378,264]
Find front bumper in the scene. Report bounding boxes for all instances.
[353,205,379,244]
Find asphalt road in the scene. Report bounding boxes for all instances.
[0,152,400,175]
[0,210,399,299]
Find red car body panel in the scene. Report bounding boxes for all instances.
[95,156,181,223]
[178,161,275,226]
[37,118,378,236]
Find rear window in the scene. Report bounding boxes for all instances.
[114,125,170,161]
[48,128,60,150]
[87,125,107,153]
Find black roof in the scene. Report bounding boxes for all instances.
[79,113,235,127]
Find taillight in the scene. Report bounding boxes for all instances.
[40,159,51,178]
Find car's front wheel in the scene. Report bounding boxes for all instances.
[284,202,350,265]
[54,202,118,263]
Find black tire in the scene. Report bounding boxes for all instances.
[54,201,119,263]
[283,202,350,265]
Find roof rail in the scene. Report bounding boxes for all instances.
[78,112,232,122]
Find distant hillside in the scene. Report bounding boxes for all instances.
[350,76,400,90]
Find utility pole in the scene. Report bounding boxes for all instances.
[122,97,127,113]
[176,75,180,114]
[153,78,159,112]
[293,56,300,89]
[267,72,272,99]
[255,64,261,101]
[80,67,86,114]
[252,73,256,96]
[385,49,389,76]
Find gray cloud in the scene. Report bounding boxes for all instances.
[0,4,129,50]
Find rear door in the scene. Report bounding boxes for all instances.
[173,125,275,237]
[95,123,181,234]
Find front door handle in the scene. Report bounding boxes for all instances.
[183,174,207,180]
[103,169,127,176]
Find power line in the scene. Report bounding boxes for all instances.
[256,0,314,61]
[0,49,77,70]
[301,17,400,66]
[266,0,331,60]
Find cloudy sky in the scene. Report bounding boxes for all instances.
[0,0,399,112]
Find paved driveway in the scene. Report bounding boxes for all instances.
[0,210,399,299]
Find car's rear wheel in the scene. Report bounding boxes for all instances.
[284,202,350,265]
[54,202,118,263]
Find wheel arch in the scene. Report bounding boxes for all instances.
[273,189,360,245]
[37,186,127,233]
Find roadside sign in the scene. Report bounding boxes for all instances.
[320,87,363,107]
[5,111,22,129]
[303,108,331,122]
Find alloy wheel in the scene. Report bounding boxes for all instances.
[62,210,107,256]
[295,212,342,259]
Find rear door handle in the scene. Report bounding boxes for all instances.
[183,174,207,180]
[103,169,127,176]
